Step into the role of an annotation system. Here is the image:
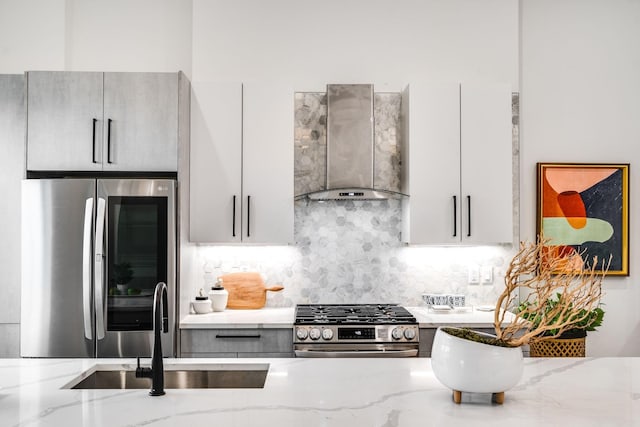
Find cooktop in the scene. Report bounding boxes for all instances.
[294,304,417,325]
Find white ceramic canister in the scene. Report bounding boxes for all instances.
[191,288,211,314]
[209,278,229,312]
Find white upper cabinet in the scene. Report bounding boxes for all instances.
[402,82,513,245]
[460,83,513,245]
[189,82,293,244]
[26,71,180,172]
[242,83,294,244]
[190,82,243,243]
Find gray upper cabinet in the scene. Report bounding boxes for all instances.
[102,73,178,172]
[27,71,180,172]
[27,72,104,171]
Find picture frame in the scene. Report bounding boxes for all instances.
[536,163,629,276]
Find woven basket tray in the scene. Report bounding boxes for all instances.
[530,337,586,357]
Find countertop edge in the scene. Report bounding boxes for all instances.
[179,306,506,329]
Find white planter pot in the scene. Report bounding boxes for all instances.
[431,327,523,403]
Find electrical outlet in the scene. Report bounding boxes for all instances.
[468,265,480,284]
[481,265,493,284]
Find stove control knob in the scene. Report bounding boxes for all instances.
[321,328,334,340]
[391,327,404,340]
[403,328,416,340]
[296,327,308,340]
[309,328,321,340]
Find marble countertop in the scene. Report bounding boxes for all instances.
[180,307,295,329]
[179,306,507,329]
[1,357,637,426]
[409,306,513,328]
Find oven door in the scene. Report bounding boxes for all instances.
[294,343,419,358]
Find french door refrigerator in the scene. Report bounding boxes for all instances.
[21,178,176,357]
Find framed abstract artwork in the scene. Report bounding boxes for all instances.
[536,163,629,276]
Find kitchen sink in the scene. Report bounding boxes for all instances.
[63,363,269,390]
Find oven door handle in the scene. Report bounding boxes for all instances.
[294,349,418,358]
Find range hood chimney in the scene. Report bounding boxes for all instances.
[298,84,408,201]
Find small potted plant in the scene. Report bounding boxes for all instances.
[431,235,609,404]
[518,292,605,357]
[113,262,134,294]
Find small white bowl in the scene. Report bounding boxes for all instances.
[191,299,211,314]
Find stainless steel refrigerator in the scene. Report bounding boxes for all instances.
[21,178,176,357]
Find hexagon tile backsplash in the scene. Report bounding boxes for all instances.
[194,199,516,308]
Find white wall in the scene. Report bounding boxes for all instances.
[521,0,640,355]
[0,0,192,75]
[192,0,519,88]
[0,0,67,72]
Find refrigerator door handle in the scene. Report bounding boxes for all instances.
[94,197,106,340]
[82,198,94,340]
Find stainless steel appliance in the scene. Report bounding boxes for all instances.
[293,304,419,357]
[21,178,176,358]
[295,84,408,201]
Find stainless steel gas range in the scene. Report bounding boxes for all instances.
[293,304,419,357]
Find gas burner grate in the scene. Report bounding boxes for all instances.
[295,304,417,325]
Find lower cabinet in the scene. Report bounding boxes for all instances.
[180,328,294,358]
[419,327,496,357]
[181,327,509,358]
[418,329,437,357]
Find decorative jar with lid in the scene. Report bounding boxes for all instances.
[208,278,228,312]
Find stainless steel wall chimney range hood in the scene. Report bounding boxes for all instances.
[296,84,408,201]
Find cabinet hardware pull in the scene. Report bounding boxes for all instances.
[215,334,261,339]
[232,195,237,237]
[467,195,471,237]
[247,195,251,237]
[107,118,113,164]
[452,195,457,237]
[92,119,98,163]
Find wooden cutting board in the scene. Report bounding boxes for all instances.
[219,272,284,309]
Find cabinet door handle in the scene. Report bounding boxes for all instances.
[91,118,98,163]
[452,195,457,237]
[106,118,113,164]
[232,195,237,237]
[215,334,261,339]
[247,195,251,238]
[467,195,471,237]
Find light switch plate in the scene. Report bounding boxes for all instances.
[481,265,493,284]
[468,265,480,284]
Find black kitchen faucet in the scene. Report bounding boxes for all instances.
[135,281,169,396]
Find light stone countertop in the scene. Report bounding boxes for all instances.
[0,356,638,426]
[179,306,509,329]
[180,307,295,329]
[408,306,513,328]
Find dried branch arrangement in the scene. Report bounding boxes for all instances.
[493,235,609,347]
